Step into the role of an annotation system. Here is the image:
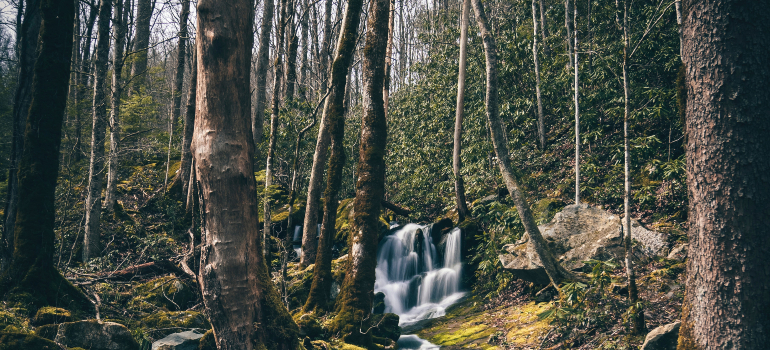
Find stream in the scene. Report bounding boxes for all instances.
[375,223,466,349]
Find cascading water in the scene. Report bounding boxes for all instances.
[375,224,465,327]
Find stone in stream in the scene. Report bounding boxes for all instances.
[152,329,205,350]
[499,204,668,284]
[641,321,680,350]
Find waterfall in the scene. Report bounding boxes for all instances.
[375,224,465,327]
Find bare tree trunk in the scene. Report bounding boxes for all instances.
[2,0,40,268]
[128,0,153,95]
[263,0,287,258]
[621,0,644,334]
[104,0,130,213]
[676,1,770,348]
[163,0,191,190]
[572,2,580,205]
[302,0,365,309]
[539,0,548,39]
[193,0,298,348]
[73,3,98,163]
[532,0,545,150]
[452,0,471,221]
[299,0,336,268]
[564,0,573,68]
[298,0,309,100]
[0,0,91,312]
[382,0,395,115]
[284,0,298,101]
[83,0,113,262]
[180,54,197,198]
[330,0,387,344]
[252,0,275,151]
[471,0,582,287]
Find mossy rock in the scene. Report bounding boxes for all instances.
[197,329,215,350]
[372,292,386,314]
[294,313,324,338]
[371,313,400,342]
[142,311,210,338]
[531,198,566,225]
[130,276,196,311]
[0,332,60,350]
[33,324,58,340]
[0,310,26,332]
[55,320,140,350]
[32,307,71,326]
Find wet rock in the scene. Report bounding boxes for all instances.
[151,329,205,350]
[34,324,59,340]
[499,204,662,284]
[372,313,400,342]
[54,320,140,350]
[641,321,680,350]
[372,292,386,314]
[32,307,71,326]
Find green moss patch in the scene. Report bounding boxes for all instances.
[32,307,71,326]
[130,276,196,311]
[0,332,60,350]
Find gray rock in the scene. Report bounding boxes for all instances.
[627,219,670,257]
[152,330,206,350]
[55,320,140,350]
[499,204,659,283]
[641,321,681,350]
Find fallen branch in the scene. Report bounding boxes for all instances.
[381,199,411,217]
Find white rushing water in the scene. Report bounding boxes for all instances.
[374,224,465,327]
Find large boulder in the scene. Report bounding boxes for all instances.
[499,204,666,283]
[54,320,140,350]
[152,330,205,350]
[641,321,680,350]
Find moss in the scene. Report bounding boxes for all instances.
[0,310,26,331]
[198,329,216,350]
[530,198,565,225]
[294,313,324,338]
[32,307,71,326]
[333,342,367,350]
[130,276,196,311]
[371,313,400,342]
[429,324,493,346]
[34,324,58,340]
[254,256,299,350]
[0,332,60,350]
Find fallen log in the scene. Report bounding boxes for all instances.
[381,199,412,217]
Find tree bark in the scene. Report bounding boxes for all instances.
[128,0,154,95]
[73,3,99,163]
[284,0,299,101]
[471,0,583,288]
[252,0,275,151]
[104,0,130,213]
[564,0,573,68]
[302,0,365,311]
[453,0,471,221]
[621,0,644,334]
[83,0,113,262]
[163,0,191,190]
[180,54,198,197]
[532,0,545,150]
[193,0,298,348]
[0,0,90,311]
[2,0,40,268]
[676,1,770,348]
[573,1,580,205]
[539,0,548,40]
[382,0,395,116]
[329,0,388,345]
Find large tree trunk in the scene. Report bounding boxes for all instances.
[532,0,545,150]
[676,1,770,348]
[452,0,471,221]
[163,0,191,190]
[104,0,130,213]
[302,0,365,311]
[83,0,113,262]
[382,0,395,115]
[128,0,154,95]
[252,0,275,151]
[539,0,548,40]
[180,54,198,198]
[2,0,40,269]
[263,0,287,259]
[0,0,90,312]
[329,0,388,345]
[284,0,299,101]
[193,1,298,348]
[471,0,582,287]
[620,0,644,334]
